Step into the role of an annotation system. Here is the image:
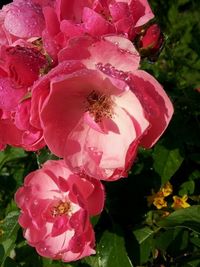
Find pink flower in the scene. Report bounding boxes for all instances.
[31,35,173,180]
[84,0,154,38]
[0,43,48,150]
[15,160,105,261]
[42,0,154,60]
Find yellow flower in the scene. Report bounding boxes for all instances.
[161,182,173,197]
[153,196,167,209]
[147,191,167,209]
[147,182,173,210]
[171,195,190,209]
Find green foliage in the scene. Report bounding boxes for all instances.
[85,225,133,267]
[0,211,20,267]
[153,142,184,184]
[158,206,200,234]
[0,0,200,266]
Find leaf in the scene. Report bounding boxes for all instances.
[132,226,154,264]
[35,147,59,168]
[85,228,134,267]
[182,258,200,267]
[179,180,195,196]
[0,211,20,267]
[133,226,154,245]
[155,228,189,255]
[0,147,26,169]
[91,215,100,227]
[3,257,18,267]
[190,236,200,248]
[157,205,200,234]
[153,144,184,184]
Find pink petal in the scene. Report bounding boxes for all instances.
[85,176,105,215]
[24,169,60,199]
[130,70,174,147]
[55,0,91,22]
[43,6,60,37]
[83,35,140,72]
[51,215,69,237]
[36,229,74,257]
[82,7,115,36]
[0,117,23,147]
[0,78,26,111]
[61,20,84,36]
[109,2,130,22]
[129,0,154,27]
[4,0,45,38]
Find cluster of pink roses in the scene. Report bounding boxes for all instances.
[0,0,173,263]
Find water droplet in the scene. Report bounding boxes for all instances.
[96,62,130,82]
[33,200,38,205]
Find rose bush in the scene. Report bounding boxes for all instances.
[0,0,176,264]
[15,160,105,261]
[31,35,174,180]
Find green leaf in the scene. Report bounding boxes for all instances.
[190,235,200,248]
[153,144,184,184]
[182,259,200,267]
[91,215,100,227]
[157,205,200,234]
[0,211,20,267]
[179,180,195,196]
[132,226,154,264]
[0,147,26,170]
[35,147,59,168]
[155,228,189,255]
[3,257,18,267]
[85,228,133,267]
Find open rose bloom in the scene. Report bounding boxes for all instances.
[15,160,105,261]
[31,35,173,181]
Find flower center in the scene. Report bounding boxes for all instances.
[51,201,71,217]
[85,90,114,123]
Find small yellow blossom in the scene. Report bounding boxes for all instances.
[171,195,190,209]
[161,182,173,197]
[147,191,158,206]
[147,191,167,209]
[153,196,167,209]
[147,182,173,210]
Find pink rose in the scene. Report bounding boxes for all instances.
[31,35,173,180]
[42,0,154,59]
[15,160,105,261]
[85,0,154,38]
[0,43,48,150]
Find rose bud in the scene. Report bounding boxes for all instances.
[138,23,164,61]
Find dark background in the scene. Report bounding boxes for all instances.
[0,0,10,8]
